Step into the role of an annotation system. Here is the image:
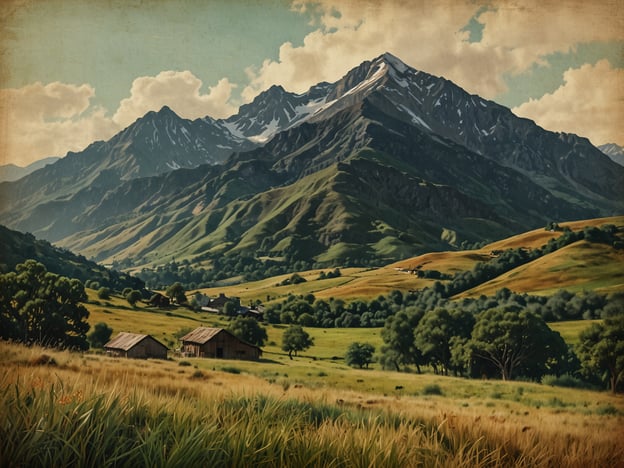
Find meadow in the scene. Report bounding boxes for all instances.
[3,215,623,466]
[2,337,623,467]
[2,292,623,467]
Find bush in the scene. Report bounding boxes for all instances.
[221,366,241,374]
[595,404,619,416]
[178,361,192,367]
[422,384,443,396]
[88,322,113,349]
[542,374,590,389]
[97,287,111,300]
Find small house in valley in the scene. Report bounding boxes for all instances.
[180,327,262,360]
[200,293,240,313]
[104,332,168,359]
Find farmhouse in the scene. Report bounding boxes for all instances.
[200,293,240,313]
[104,332,168,359]
[180,327,262,360]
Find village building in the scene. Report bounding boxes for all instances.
[180,327,262,360]
[200,293,241,313]
[104,332,168,359]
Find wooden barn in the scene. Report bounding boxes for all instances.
[104,332,168,359]
[180,327,262,360]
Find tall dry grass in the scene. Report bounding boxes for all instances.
[1,341,622,467]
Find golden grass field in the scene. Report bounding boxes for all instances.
[2,334,623,467]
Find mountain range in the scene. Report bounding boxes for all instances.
[0,53,622,269]
[599,143,624,167]
[0,157,60,183]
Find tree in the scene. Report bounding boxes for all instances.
[414,308,474,375]
[380,308,425,372]
[470,308,567,381]
[126,289,142,307]
[0,260,90,349]
[281,325,314,359]
[97,287,111,300]
[345,342,375,368]
[88,322,113,348]
[166,282,187,304]
[228,316,268,347]
[577,315,624,393]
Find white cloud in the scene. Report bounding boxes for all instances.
[0,82,119,167]
[0,72,239,166]
[512,60,624,146]
[243,0,623,102]
[113,71,237,128]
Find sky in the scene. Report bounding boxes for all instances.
[0,0,622,167]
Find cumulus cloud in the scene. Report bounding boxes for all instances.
[0,82,119,167]
[478,0,624,72]
[0,72,239,166]
[512,60,624,146]
[113,71,237,128]
[243,0,623,102]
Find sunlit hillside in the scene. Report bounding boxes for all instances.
[196,216,624,304]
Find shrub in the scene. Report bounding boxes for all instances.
[542,374,590,389]
[221,366,241,374]
[422,384,443,396]
[178,361,192,367]
[97,287,111,300]
[595,404,619,416]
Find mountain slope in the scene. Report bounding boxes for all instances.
[599,143,624,167]
[0,225,144,290]
[1,53,622,269]
[0,157,60,182]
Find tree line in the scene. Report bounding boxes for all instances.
[261,287,621,328]
[377,303,623,393]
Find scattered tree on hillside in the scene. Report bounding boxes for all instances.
[97,287,111,300]
[88,322,113,348]
[0,260,90,349]
[577,315,624,394]
[470,308,568,381]
[228,316,268,347]
[166,282,187,304]
[281,325,314,359]
[126,289,142,307]
[345,342,375,368]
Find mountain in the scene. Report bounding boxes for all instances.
[0,224,144,291]
[0,53,622,269]
[0,157,60,182]
[599,143,624,167]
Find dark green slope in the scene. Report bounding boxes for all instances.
[0,225,144,290]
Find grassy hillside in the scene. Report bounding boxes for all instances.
[194,216,624,304]
[0,224,144,291]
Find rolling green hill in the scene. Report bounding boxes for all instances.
[194,216,624,304]
[0,225,144,291]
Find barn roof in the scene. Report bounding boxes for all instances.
[180,327,223,344]
[180,327,261,350]
[104,332,167,351]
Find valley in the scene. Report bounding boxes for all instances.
[1,51,623,467]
